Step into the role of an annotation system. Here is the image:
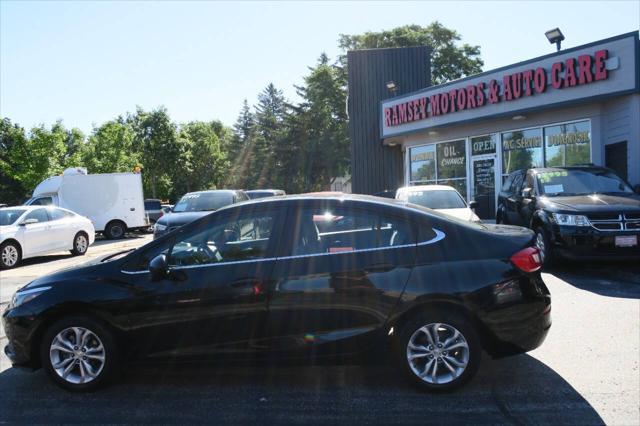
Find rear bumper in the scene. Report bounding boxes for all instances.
[480,274,552,358]
[551,226,640,260]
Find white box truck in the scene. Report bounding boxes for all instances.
[25,168,148,239]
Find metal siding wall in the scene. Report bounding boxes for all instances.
[348,47,431,194]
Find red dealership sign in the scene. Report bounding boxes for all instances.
[384,49,610,127]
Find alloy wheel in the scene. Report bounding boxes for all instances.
[535,232,546,262]
[75,235,88,253]
[1,245,19,267]
[49,327,106,385]
[406,323,470,385]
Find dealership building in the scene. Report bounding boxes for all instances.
[348,31,639,220]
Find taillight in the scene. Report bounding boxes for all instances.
[510,247,542,273]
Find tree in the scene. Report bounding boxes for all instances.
[130,107,182,199]
[78,118,138,174]
[174,121,229,196]
[3,122,67,194]
[252,83,288,187]
[227,100,256,187]
[338,22,483,84]
[0,118,29,203]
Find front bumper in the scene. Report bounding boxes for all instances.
[551,226,640,260]
[2,306,40,368]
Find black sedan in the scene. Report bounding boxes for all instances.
[3,194,551,392]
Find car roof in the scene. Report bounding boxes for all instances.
[397,185,458,192]
[183,189,240,196]
[0,205,71,213]
[515,165,611,175]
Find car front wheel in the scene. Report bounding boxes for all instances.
[41,316,119,392]
[397,312,480,392]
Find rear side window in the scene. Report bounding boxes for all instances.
[289,206,414,256]
[47,208,66,221]
[502,174,515,192]
[510,172,524,193]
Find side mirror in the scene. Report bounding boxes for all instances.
[468,200,478,210]
[149,254,168,281]
[634,184,640,195]
[19,218,38,226]
[521,188,533,198]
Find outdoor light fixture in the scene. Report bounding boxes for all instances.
[545,28,565,52]
[386,81,398,94]
[512,115,526,121]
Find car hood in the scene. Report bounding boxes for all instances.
[436,207,479,222]
[156,211,212,227]
[540,193,640,213]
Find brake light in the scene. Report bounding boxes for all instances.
[510,247,542,273]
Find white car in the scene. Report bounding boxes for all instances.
[0,206,95,269]
[395,184,481,222]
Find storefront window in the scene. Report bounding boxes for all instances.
[410,145,436,182]
[501,128,543,176]
[544,121,591,166]
[471,134,496,156]
[409,140,467,198]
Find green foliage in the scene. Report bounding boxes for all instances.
[0,118,29,203]
[77,118,138,173]
[339,22,484,84]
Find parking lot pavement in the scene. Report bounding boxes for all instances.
[0,233,153,304]
[1,254,638,424]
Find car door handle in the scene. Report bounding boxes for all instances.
[365,263,395,273]
[231,278,264,295]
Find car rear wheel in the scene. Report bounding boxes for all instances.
[104,220,126,239]
[397,312,480,392]
[70,232,89,256]
[41,316,118,392]
[0,241,21,269]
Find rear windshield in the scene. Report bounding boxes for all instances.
[537,169,634,196]
[404,190,467,209]
[173,192,234,212]
[0,209,26,226]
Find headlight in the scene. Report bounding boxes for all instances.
[8,286,51,309]
[552,213,590,226]
[154,223,167,232]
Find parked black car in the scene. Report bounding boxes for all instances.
[153,190,248,239]
[3,194,550,392]
[497,166,640,265]
[245,189,286,199]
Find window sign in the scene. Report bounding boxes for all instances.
[501,128,543,175]
[471,135,496,156]
[544,121,591,167]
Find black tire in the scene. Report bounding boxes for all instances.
[396,310,481,392]
[496,205,508,224]
[104,220,126,239]
[40,315,119,392]
[0,240,21,269]
[534,226,554,268]
[70,232,89,256]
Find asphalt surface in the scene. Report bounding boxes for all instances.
[0,236,638,425]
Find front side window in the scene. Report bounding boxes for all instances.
[168,211,276,267]
[0,209,26,226]
[31,197,53,206]
[290,207,414,256]
[537,169,634,196]
[24,208,49,223]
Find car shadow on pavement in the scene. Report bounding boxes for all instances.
[549,262,640,299]
[0,353,604,424]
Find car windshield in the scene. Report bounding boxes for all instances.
[173,192,233,212]
[0,209,26,226]
[405,190,467,209]
[537,169,634,196]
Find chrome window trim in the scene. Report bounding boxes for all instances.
[121,228,446,274]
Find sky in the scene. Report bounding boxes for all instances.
[1,1,639,134]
